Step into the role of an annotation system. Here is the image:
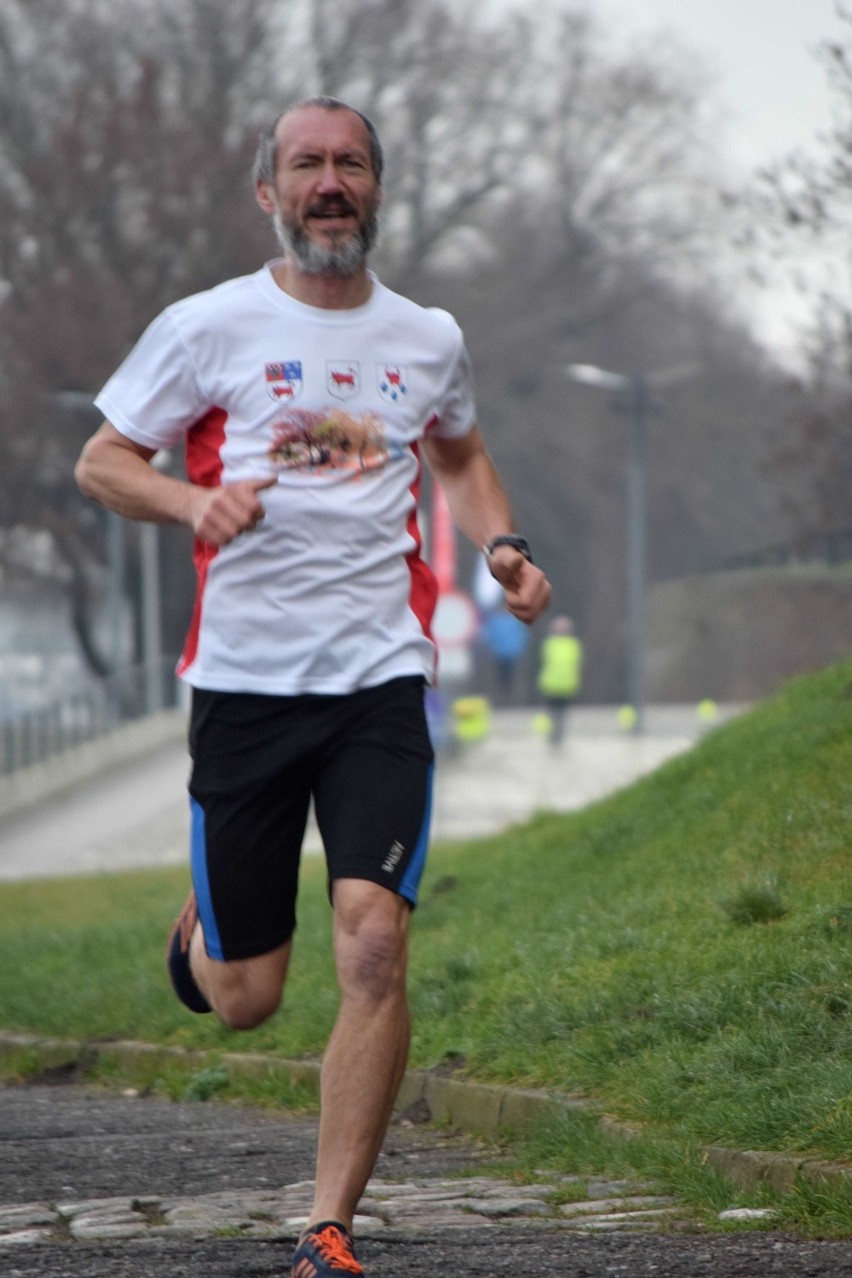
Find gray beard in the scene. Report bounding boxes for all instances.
[273,210,378,278]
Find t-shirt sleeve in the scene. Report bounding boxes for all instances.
[431,342,477,439]
[94,310,209,450]
[426,308,477,440]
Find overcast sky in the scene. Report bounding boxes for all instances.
[481,0,845,359]
[604,0,844,175]
[598,0,847,361]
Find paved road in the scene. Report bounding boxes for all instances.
[0,705,734,881]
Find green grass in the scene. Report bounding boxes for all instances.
[2,660,852,1232]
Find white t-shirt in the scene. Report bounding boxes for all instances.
[95,263,476,695]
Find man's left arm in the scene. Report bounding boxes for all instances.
[423,426,552,624]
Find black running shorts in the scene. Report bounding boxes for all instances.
[187,676,435,962]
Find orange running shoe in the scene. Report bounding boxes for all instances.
[291,1221,364,1278]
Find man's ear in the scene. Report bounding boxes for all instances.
[255,181,275,216]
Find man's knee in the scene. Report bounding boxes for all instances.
[350,923,407,999]
[211,983,281,1031]
[333,881,409,1002]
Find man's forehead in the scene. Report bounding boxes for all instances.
[275,106,372,157]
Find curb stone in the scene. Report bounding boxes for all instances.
[0,1031,848,1202]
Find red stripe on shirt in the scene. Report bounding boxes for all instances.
[177,407,227,677]
[405,442,439,642]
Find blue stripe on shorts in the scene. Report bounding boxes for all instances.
[190,796,224,961]
[399,761,434,906]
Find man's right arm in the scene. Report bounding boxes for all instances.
[75,422,274,546]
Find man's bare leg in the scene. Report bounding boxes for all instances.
[308,878,411,1229]
[189,926,293,1030]
[167,890,293,1027]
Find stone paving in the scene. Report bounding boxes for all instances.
[0,1173,686,1250]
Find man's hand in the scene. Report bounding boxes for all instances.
[487,546,552,624]
[188,476,277,546]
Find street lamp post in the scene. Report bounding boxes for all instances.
[105,509,126,721]
[53,392,126,711]
[625,372,647,734]
[140,521,162,714]
[565,361,701,734]
[50,393,174,718]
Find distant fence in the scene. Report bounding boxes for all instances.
[0,659,185,778]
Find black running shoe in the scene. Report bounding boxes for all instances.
[165,891,211,1014]
[291,1221,364,1278]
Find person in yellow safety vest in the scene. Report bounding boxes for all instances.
[537,615,583,747]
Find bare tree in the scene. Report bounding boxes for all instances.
[286,0,537,276]
[0,0,280,361]
[737,9,852,548]
[0,0,282,672]
[293,0,720,290]
[527,12,718,271]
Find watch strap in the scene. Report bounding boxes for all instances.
[484,534,533,564]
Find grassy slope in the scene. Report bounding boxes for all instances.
[1,661,851,1162]
[411,660,852,1159]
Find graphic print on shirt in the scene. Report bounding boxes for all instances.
[326,361,360,400]
[268,407,392,476]
[265,361,303,403]
[377,364,408,404]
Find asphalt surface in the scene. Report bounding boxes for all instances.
[0,704,726,880]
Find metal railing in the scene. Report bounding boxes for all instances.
[0,658,184,777]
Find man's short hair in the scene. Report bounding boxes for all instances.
[253,97,384,186]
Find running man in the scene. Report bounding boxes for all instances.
[75,97,551,1278]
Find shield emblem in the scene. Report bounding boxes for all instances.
[327,361,360,400]
[377,364,408,404]
[266,361,302,403]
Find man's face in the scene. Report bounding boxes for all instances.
[261,106,381,277]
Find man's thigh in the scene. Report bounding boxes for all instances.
[188,689,313,961]
[313,677,435,908]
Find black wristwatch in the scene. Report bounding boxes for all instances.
[483,534,534,564]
